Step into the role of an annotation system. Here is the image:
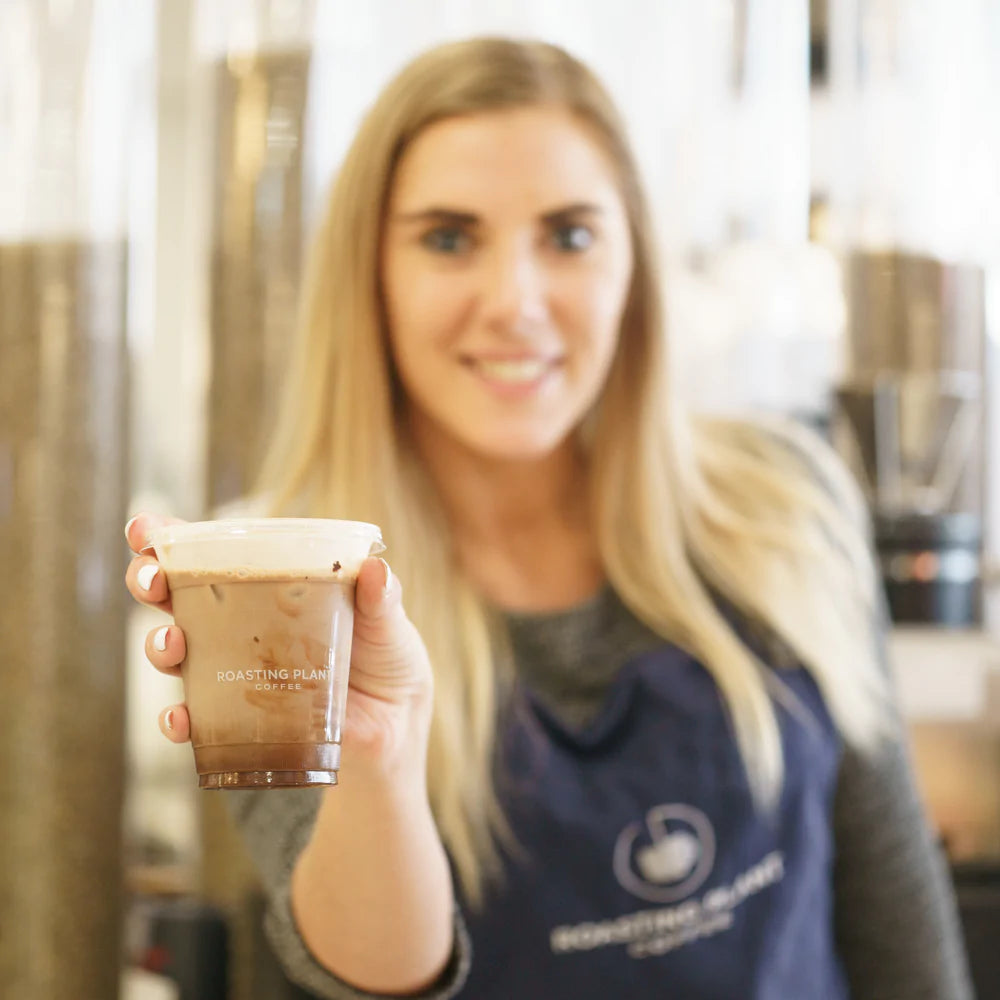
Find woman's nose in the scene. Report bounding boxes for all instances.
[480,241,549,334]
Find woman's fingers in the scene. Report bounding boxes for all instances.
[126,555,172,614]
[124,511,186,556]
[126,514,192,744]
[158,704,191,743]
[124,511,187,614]
[144,624,186,676]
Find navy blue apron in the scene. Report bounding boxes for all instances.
[455,641,849,999]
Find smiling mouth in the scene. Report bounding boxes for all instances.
[461,356,562,385]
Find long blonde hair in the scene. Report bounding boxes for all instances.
[256,37,890,907]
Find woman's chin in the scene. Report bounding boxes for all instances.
[461,425,574,463]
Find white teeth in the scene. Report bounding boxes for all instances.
[473,359,550,383]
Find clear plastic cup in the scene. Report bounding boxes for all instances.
[146,518,385,789]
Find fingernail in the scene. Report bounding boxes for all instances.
[163,708,175,732]
[124,515,139,542]
[379,558,392,597]
[137,564,159,591]
[153,626,169,652]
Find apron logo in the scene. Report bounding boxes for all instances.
[613,803,716,903]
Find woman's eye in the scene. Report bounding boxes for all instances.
[552,223,594,252]
[420,227,472,254]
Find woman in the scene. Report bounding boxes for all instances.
[126,37,972,999]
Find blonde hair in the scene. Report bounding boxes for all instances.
[256,37,890,907]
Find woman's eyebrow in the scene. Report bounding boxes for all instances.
[394,207,479,226]
[540,202,604,224]
[394,202,605,226]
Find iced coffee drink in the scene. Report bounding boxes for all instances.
[146,519,384,789]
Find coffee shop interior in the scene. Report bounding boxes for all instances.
[1,0,999,998]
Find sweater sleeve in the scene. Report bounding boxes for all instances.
[750,417,975,996]
[224,788,472,1000]
[831,593,975,1000]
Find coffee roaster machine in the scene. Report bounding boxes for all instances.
[833,250,993,629]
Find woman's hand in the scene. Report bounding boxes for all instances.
[124,512,436,777]
[124,512,190,740]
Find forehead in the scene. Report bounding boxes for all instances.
[389,106,624,212]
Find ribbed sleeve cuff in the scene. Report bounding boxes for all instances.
[262,880,472,1000]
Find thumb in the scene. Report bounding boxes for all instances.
[354,556,398,622]
[351,557,427,683]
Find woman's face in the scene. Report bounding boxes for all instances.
[381,106,634,461]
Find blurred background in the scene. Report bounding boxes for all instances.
[1,0,999,997]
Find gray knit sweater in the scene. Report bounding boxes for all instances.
[226,584,974,1000]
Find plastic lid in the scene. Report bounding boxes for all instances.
[147,518,385,575]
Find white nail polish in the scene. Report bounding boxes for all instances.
[379,558,392,597]
[164,708,175,732]
[137,564,159,591]
[124,515,139,542]
[153,626,169,652]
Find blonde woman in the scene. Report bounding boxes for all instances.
[126,38,972,1000]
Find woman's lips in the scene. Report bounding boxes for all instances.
[461,355,563,397]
